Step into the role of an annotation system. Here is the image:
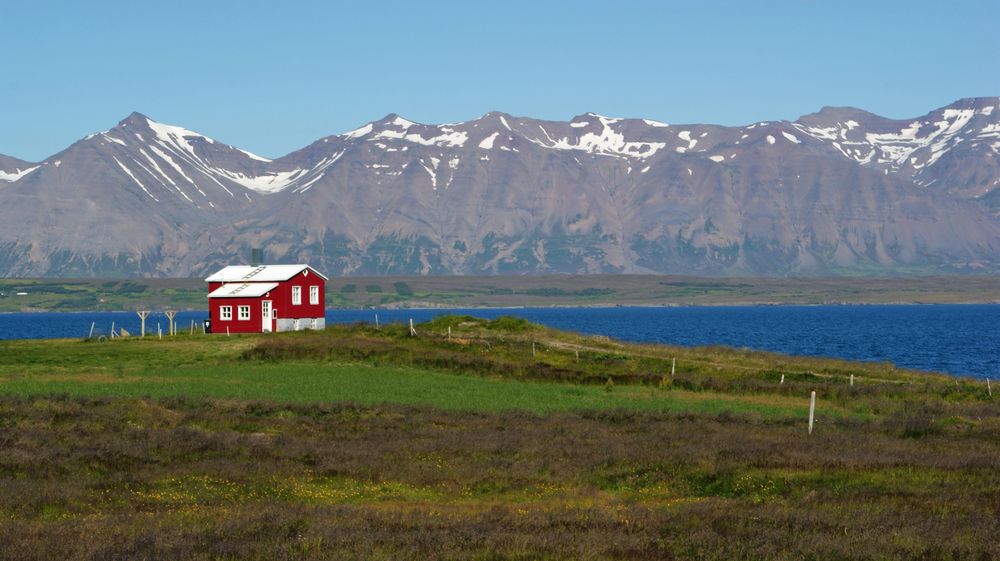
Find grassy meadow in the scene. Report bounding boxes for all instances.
[1,317,999,559]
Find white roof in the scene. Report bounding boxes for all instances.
[207,282,279,298]
[205,264,328,283]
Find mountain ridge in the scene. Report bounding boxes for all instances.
[1,98,999,278]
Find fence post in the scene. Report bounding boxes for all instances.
[988,378,992,398]
[850,374,854,387]
[780,374,785,384]
[136,311,150,337]
[808,391,816,435]
[409,319,416,337]
[164,311,177,336]
[671,358,676,377]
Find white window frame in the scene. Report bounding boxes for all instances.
[309,285,319,305]
[238,305,250,321]
[292,285,301,305]
[220,305,232,321]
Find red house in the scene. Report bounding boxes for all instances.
[205,264,328,334]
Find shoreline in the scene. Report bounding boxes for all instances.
[3,299,1000,315]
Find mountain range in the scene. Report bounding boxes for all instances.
[1,97,999,277]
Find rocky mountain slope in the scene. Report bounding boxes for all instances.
[1,98,999,277]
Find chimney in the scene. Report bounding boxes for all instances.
[251,248,263,267]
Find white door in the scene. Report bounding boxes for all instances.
[262,300,272,332]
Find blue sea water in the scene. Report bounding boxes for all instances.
[0,305,997,379]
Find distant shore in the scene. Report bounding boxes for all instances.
[2,274,999,313]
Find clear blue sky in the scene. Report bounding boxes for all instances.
[2,0,997,162]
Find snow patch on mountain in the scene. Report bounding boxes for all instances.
[420,159,437,188]
[217,168,308,194]
[344,124,374,139]
[146,119,214,151]
[112,156,158,202]
[479,132,499,149]
[236,148,272,162]
[0,165,39,182]
[101,134,127,147]
[677,131,698,151]
[861,111,973,169]
[524,115,665,158]
[373,127,468,148]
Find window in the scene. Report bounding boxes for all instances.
[292,286,301,305]
[310,285,319,305]
[238,305,250,320]
[220,306,232,320]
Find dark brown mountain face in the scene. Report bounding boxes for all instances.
[1,100,999,278]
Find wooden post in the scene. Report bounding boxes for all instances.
[190,320,194,336]
[808,391,816,435]
[532,342,536,357]
[780,374,785,384]
[850,374,854,387]
[988,378,992,398]
[110,321,115,339]
[164,311,177,336]
[226,326,230,337]
[575,349,579,362]
[448,326,451,341]
[671,358,676,377]
[137,311,150,337]
[157,323,161,340]
[88,322,95,338]
[375,314,379,329]
[409,319,416,337]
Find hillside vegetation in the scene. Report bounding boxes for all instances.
[1,317,998,560]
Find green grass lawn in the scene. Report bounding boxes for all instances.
[1,360,817,417]
[0,319,895,418]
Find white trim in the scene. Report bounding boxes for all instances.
[238,305,250,320]
[262,300,272,333]
[292,285,302,306]
[309,285,319,305]
[208,282,279,298]
[220,305,232,321]
[205,264,329,283]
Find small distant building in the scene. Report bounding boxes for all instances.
[205,264,327,334]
